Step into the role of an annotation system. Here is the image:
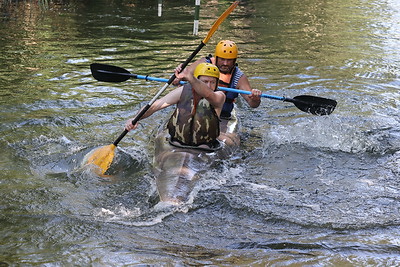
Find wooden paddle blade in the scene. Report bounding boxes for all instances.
[202,1,239,44]
[291,95,337,115]
[90,63,132,83]
[84,144,116,175]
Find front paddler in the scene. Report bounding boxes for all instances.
[125,63,224,204]
[125,62,225,149]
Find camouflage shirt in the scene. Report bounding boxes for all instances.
[167,84,220,146]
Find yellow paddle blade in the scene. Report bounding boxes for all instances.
[85,144,116,175]
[202,1,239,44]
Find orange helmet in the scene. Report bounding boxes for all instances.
[215,40,238,59]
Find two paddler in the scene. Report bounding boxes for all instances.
[125,40,263,148]
[172,40,262,146]
[174,40,262,118]
[125,63,225,149]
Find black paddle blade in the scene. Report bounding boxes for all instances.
[289,95,337,115]
[90,63,133,83]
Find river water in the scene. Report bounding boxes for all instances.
[1,0,400,265]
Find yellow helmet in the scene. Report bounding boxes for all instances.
[215,40,238,59]
[193,63,220,79]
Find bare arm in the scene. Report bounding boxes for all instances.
[125,87,183,131]
[189,77,225,110]
[176,67,226,115]
[172,57,207,86]
[236,74,262,108]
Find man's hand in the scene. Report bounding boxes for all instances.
[249,89,262,101]
[125,118,139,131]
[174,65,194,83]
[172,63,184,86]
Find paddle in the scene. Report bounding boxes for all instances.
[90,63,337,116]
[84,1,239,175]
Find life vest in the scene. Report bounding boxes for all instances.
[206,55,244,118]
[167,83,220,147]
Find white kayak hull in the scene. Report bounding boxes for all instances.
[153,112,240,204]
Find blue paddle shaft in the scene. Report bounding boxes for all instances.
[135,74,285,101]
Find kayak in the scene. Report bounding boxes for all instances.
[152,110,240,204]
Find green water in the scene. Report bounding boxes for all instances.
[1,0,400,265]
